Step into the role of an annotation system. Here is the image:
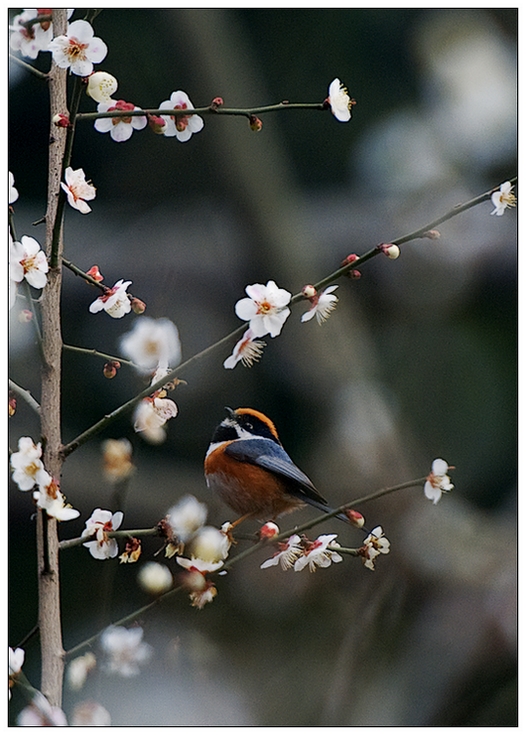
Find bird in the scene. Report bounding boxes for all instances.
[205,407,350,526]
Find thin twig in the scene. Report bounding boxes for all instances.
[60,179,515,459]
[62,474,427,657]
[9,379,41,415]
[9,53,48,80]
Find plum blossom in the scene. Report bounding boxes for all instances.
[137,562,173,595]
[100,625,153,677]
[89,279,132,318]
[360,526,390,571]
[82,508,124,559]
[70,701,111,727]
[187,525,232,563]
[235,280,292,338]
[328,78,353,122]
[17,692,68,726]
[33,473,80,521]
[223,328,266,369]
[61,167,96,214]
[119,537,142,564]
[48,19,107,76]
[120,317,181,374]
[260,534,303,570]
[86,70,118,103]
[490,181,516,216]
[159,90,204,142]
[94,100,147,142]
[9,172,18,204]
[66,652,97,691]
[301,285,339,324]
[10,436,48,491]
[10,235,48,289]
[101,438,134,483]
[166,495,208,545]
[424,458,454,505]
[293,534,343,572]
[9,647,25,699]
[9,9,53,59]
[133,394,178,444]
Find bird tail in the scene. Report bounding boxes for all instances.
[304,497,351,524]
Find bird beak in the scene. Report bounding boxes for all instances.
[224,406,236,419]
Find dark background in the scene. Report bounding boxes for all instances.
[9,8,517,726]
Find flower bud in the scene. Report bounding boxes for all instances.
[422,229,441,240]
[103,361,121,379]
[137,561,173,594]
[18,309,33,323]
[86,265,104,283]
[148,114,167,134]
[259,521,280,540]
[345,509,365,528]
[249,115,263,132]
[377,243,400,259]
[9,393,16,417]
[349,269,361,279]
[188,526,231,563]
[131,297,146,314]
[52,113,71,128]
[341,253,359,267]
[302,285,317,299]
[102,438,134,482]
[210,96,224,109]
[86,71,118,103]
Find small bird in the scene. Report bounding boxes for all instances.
[205,407,349,525]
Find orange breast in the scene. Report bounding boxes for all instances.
[205,442,303,519]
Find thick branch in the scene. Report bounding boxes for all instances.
[37,8,68,709]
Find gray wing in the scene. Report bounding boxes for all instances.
[225,438,328,506]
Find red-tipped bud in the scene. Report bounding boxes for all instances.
[148,114,167,134]
[259,521,280,540]
[377,243,400,259]
[52,113,71,128]
[302,284,317,299]
[130,297,146,314]
[37,9,52,31]
[103,361,121,379]
[422,229,441,240]
[341,253,360,267]
[9,393,17,417]
[349,269,362,279]
[249,115,263,132]
[18,309,33,323]
[210,96,224,109]
[345,509,365,528]
[86,265,104,283]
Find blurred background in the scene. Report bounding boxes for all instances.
[9,7,517,726]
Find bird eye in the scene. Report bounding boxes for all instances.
[245,422,253,430]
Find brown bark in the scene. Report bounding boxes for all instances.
[37,8,68,708]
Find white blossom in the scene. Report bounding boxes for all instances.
[328,78,352,122]
[159,90,204,142]
[100,625,153,677]
[235,280,292,338]
[48,19,107,76]
[120,316,181,373]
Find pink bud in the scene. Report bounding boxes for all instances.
[103,361,121,379]
[9,394,16,417]
[259,522,280,540]
[341,253,359,267]
[86,265,104,283]
[18,309,33,323]
[302,284,317,299]
[52,113,71,128]
[148,114,167,134]
[345,509,365,528]
[249,115,263,132]
[422,229,441,240]
[130,297,146,314]
[210,97,224,108]
[377,243,400,259]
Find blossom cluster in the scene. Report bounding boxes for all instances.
[10,437,80,521]
[224,280,340,368]
[160,495,232,608]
